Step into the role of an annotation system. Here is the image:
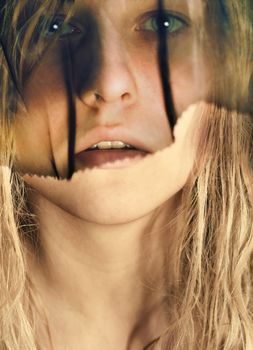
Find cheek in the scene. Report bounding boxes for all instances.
[171,60,206,116]
[13,108,53,175]
[171,62,203,115]
[132,32,205,120]
[169,33,206,115]
[14,62,70,176]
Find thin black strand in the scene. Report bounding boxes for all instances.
[62,41,76,180]
[157,0,177,140]
[143,335,161,350]
[0,38,25,108]
[51,158,60,179]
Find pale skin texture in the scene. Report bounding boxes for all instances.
[14,0,205,348]
[26,109,200,350]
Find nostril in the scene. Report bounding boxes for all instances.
[122,92,131,101]
[80,90,133,107]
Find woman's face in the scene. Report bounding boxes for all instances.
[15,0,204,223]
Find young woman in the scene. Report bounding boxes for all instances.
[0,0,252,349]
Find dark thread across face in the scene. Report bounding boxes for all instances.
[5,0,240,178]
[61,11,102,179]
[157,0,177,137]
[63,0,176,179]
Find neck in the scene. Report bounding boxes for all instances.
[27,191,179,349]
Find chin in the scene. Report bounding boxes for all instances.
[57,185,168,225]
[74,208,150,225]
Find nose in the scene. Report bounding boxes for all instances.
[80,33,137,108]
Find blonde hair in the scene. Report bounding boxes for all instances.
[0,0,252,349]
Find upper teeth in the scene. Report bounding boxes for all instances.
[89,141,134,150]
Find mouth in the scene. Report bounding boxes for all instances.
[75,148,150,170]
[74,128,153,170]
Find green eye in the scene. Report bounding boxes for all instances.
[141,14,185,34]
[44,17,79,37]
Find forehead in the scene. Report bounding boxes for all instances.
[69,0,203,26]
[72,0,192,11]
[70,0,203,21]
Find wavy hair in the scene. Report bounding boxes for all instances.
[0,0,252,349]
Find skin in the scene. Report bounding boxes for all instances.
[14,0,205,177]
[14,0,205,348]
[25,111,200,349]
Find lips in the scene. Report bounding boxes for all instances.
[76,149,148,169]
[76,127,152,154]
[75,127,152,169]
